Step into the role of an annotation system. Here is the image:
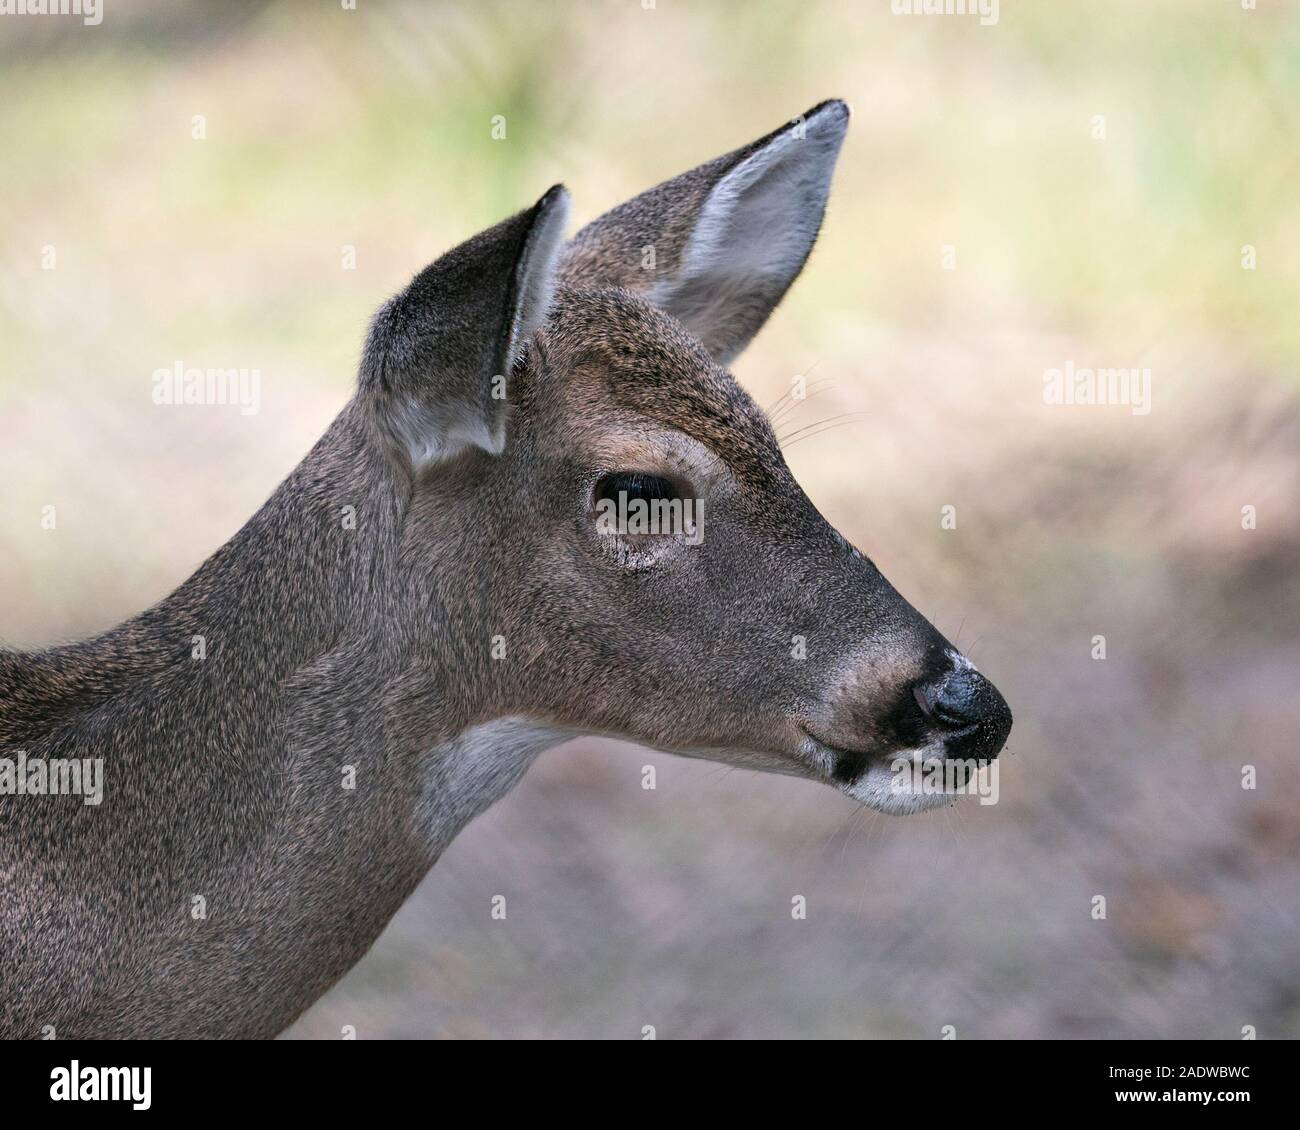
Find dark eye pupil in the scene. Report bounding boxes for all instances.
[595,472,678,504]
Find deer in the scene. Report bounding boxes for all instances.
[0,99,1011,1039]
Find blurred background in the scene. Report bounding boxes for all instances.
[2,0,1297,1038]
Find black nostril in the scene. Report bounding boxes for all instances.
[913,667,1013,759]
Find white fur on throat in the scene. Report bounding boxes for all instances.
[417,717,572,851]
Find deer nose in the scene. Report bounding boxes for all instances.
[913,667,1012,760]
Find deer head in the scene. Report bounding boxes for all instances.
[0,98,1018,1041]
[363,99,1011,815]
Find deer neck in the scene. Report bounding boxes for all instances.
[4,402,576,1036]
[121,401,557,844]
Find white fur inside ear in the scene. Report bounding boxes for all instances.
[505,188,571,370]
[652,105,848,365]
[395,188,570,472]
[389,397,506,469]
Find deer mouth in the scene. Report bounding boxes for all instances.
[799,728,909,788]
[799,730,880,786]
[800,729,989,815]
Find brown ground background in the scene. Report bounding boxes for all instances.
[2,1,1297,1038]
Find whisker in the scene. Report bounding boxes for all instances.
[768,382,839,427]
[838,802,871,867]
[776,409,869,441]
[763,358,824,409]
[777,411,871,448]
[766,373,836,424]
[818,806,863,862]
[779,419,871,451]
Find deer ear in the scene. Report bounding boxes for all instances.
[559,100,849,365]
[362,185,570,469]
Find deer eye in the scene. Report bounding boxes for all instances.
[594,472,679,505]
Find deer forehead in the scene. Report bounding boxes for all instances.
[534,289,783,485]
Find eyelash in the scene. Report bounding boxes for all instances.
[593,472,680,506]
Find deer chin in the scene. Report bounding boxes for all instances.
[837,747,964,815]
[662,736,980,814]
[800,733,980,815]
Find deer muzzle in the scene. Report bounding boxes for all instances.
[911,663,1013,763]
